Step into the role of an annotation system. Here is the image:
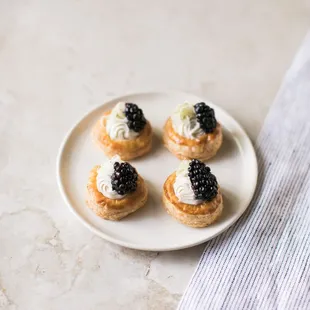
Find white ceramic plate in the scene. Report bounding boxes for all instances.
[57,91,257,251]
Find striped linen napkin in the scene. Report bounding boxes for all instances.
[178,33,310,310]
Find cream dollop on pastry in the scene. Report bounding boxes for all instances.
[105,102,139,140]
[173,160,202,205]
[96,155,125,199]
[171,102,205,139]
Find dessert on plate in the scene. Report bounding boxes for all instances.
[163,159,223,228]
[87,155,148,220]
[92,102,152,160]
[163,102,222,160]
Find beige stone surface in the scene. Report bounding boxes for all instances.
[0,0,309,309]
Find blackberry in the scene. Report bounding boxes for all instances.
[194,102,217,133]
[188,159,218,201]
[111,161,138,195]
[124,103,147,132]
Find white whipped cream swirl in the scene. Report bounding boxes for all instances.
[96,155,125,199]
[171,102,205,139]
[105,102,139,140]
[173,160,202,205]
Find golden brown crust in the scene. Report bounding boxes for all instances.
[163,117,223,161]
[87,165,148,220]
[92,110,153,160]
[162,172,223,227]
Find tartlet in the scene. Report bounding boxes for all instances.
[162,159,223,228]
[92,102,152,160]
[87,156,148,220]
[163,102,222,161]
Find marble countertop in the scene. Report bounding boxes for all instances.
[0,1,309,309]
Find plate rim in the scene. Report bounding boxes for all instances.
[56,91,258,251]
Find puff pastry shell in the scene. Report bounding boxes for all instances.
[163,118,222,161]
[162,172,223,228]
[92,111,152,160]
[87,165,148,220]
